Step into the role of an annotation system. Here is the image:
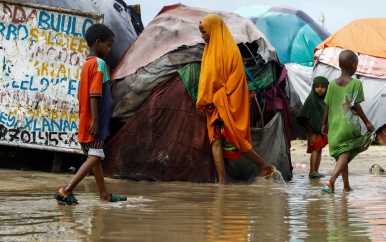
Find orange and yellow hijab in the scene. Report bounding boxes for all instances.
[196,14,252,152]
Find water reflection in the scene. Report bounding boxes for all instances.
[0,171,385,241]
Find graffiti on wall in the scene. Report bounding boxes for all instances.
[0,1,103,152]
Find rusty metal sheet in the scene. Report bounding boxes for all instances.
[0,0,103,153]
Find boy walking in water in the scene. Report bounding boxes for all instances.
[321,49,374,193]
[54,24,126,205]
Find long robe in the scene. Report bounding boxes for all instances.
[196,14,252,153]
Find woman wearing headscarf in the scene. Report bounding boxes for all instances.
[197,14,276,184]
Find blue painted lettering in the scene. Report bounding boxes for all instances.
[24,118,33,129]
[51,119,62,131]
[82,19,94,39]
[33,119,41,131]
[6,24,17,40]
[70,16,81,37]
[38,11,50,30]
[70,121,78,131]
[63,120,71,131]
[42,118,51,132]
[68,79,78,97]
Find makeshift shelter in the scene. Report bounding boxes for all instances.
[314,18,386,144]
[20,0,142,69]
[104,4,293,182]
[236,6,330,139]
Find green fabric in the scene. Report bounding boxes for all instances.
[178,61,275,101]
[324,78,368,162]
[178,62,201,105]
[297,76,329,133]
[245,61,276,91]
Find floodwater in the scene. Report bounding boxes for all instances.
[0,169,386,241]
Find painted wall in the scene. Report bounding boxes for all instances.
[0,1,102,153]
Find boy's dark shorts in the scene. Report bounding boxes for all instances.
[80,141,105,160]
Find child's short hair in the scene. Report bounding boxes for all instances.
[339,49,358,69]
[85,24,115,47]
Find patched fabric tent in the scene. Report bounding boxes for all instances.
[314,18,386,144]
[21,0,142,69]
[104,4,294,182]
[236,6,330,139]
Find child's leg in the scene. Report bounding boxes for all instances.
[315,149,322,173]
[244,149,275,179]
[91,157,120,202]
[59,155,100,196]
[212,138,227,184]
[327,151,350,191]
[309,150,318,175]
[341,162,351,192]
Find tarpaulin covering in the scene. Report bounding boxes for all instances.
[19,0,141,69]
[235,5,329,66]
[111,3,276,80]
[111,45,204,121]
[104,4,293,182]
[104,74,216,182]
[226,112,292,181]
[315,18,386,59]
[235,5,330,139]
[104,74,293,181]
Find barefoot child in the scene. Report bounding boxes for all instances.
[297,76,329,179]
[321,49,374,193]
[54,24,127,204]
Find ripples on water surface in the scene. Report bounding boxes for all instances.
[0,171,385,241]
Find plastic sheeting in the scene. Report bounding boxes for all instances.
[110,45,204,121]
[104,74,216,182]
[112,3,276,80]
[19,0,140,69]
[315,18,386,59]
[103,74,293,182]
[284,64,313,139]
[235,5,330,66]
[226,111,292,181]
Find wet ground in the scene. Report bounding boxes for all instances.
[0,141,385,241]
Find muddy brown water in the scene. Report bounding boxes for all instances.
[0,167,386,241]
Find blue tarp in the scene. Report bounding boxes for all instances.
[236,6,330,66]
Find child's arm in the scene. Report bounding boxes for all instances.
[305,122,317,142]
[89,97,99,137]
[353,103,374,132]
[321,106,329,135]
